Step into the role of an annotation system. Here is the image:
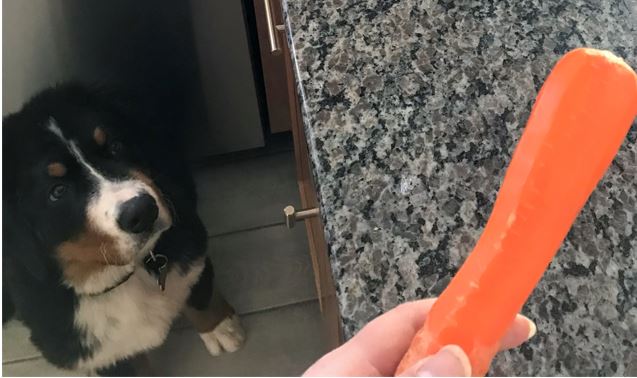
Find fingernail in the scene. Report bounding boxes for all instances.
[415,345,471,377]
[521,315,537,339]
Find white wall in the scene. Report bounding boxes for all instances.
[2,1,81,115]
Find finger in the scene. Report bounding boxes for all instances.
[498,314,537,351]
[354,299,437,344]
[397,345,471,377]
[303,299,437,377]
[349,299,437,375]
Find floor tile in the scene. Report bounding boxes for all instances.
[148,301,330,376]
[2,320,40,363]
[2,358,80,377]
[209,225,317,314]
[191,133,294,169]
[195,151,300,236]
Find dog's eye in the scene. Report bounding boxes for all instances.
[109,141,123,156]
[49,184,67,202]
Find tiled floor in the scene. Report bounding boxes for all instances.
[2,148,330,376]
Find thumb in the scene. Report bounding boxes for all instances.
[397,345,471,377]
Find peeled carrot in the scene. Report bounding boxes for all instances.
[395,48,637,376]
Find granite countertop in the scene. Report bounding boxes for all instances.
[282,0,637,375]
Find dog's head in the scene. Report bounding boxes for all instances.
[3,84,173,294]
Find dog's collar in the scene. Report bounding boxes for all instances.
[80,252,168,296]
[83,270,135,297]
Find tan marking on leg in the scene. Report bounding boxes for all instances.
[184,287,235,333]
[56,222,126,286]
[47,162,67,177]
[93,127,106,146]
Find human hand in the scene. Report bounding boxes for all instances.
[303,298,536,377]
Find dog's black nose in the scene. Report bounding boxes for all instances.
[117,193,158,234]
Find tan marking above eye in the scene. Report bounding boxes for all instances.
[93,127,106,146]
[48,162,67,177]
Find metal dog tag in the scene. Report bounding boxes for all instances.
[144,253,168,291]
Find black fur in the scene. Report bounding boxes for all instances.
[96,359,137,377]
[187,257,215,311]
[2,84,209,372]
[3,278,15,323]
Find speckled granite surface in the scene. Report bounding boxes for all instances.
[282,0,637,375]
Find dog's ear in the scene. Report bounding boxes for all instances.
[3,115,49,282]
[3,202,49,281]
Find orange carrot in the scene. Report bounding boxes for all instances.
[395,48,637,376]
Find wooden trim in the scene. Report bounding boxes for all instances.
[279,17,344,348]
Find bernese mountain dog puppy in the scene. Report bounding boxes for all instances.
[3,84,245,375]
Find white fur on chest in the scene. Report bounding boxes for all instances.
[74,260,204,371]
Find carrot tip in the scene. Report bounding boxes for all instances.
[576,48,637,77]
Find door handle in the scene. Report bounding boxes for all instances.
[284,205,319,228]
[263,0,284,55]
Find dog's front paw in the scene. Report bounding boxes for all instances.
[199,314,246,356]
